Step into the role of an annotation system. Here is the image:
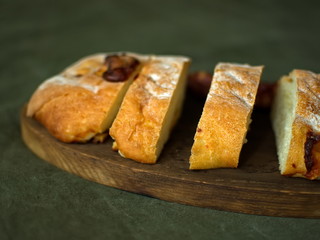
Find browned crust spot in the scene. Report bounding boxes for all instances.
[103,54,140,82]
[304,131,320,179]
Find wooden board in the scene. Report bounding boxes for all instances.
[20,94,320,218]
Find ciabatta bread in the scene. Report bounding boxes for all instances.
[27,52,147,143]
[109,56,190,163]
[271,69,320,180]
[189,63,263,169]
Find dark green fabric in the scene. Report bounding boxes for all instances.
[1,0,320,239]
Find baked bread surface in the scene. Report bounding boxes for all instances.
[109,56,190,163]
[271,70,320,180]
[189,63,263,169]
[27,53,146,142]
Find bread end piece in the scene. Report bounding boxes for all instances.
[26,53,145,143]
[189,63,263,169]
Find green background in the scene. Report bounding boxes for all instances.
[1,0,320,239]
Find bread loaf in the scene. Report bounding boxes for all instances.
[271,69,320,180]
[109,55,190,163]
[27,52,147,142]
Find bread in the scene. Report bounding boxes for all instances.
[271,69,320,180]
[27,52,148,143]
[109,56,190,163]
[189,63,263,169]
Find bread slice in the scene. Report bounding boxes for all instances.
[271,69,320,180]
[189,63,263,169]
[27,52,148,143]
[109,55,190,163]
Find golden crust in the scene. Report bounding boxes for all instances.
[27,53,144,143]
[189,63,263,169]
[281,70,320,180]
[109,56,190,163]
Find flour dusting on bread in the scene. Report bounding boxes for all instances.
[38,75,101,94]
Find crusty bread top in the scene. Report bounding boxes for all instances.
[109,56,190,163]
[189,63,263,169]
[209,63,262,107]
[293,69,320,133]
[27,53,147,142]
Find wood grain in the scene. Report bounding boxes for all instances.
[20,93,320,218]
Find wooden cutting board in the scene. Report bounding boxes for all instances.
[20,94,320,218]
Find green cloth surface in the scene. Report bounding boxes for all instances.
[1,0,320,239]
